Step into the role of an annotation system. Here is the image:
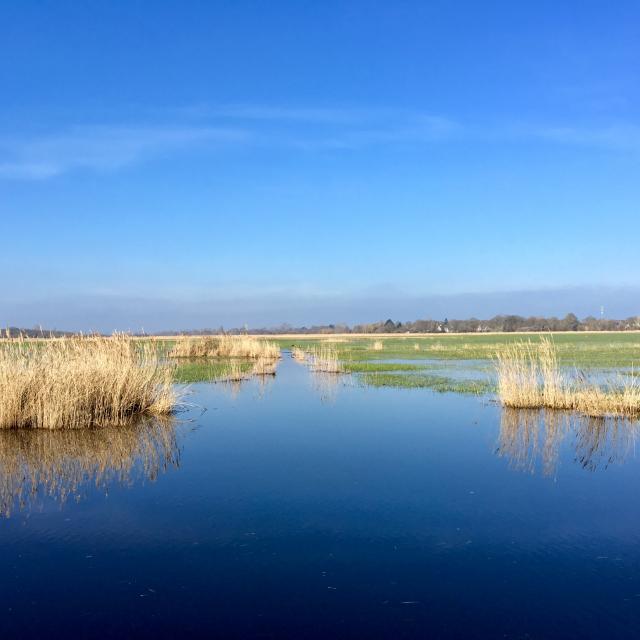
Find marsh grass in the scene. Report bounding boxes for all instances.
[495,338,640,418]
[173,359,253,383]
[251,357,278,376]
[360,372,494,394]
[170,335,279,360]
[0,334,178,430]
[275,333,640,367]
[308,345,343,374]
[291,347,307,362]
[342,362,426,373]
[371,340,384,351]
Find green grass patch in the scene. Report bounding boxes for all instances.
[275,333,640,368]
[359,372,496,395]
[341,362,427,373]
[173,359,253,383]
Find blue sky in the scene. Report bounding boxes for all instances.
[2,1,639,331]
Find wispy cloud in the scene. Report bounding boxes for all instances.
[0,125,249,179]
[529,123,640,151]
[0,106,461,180]
[1,105,638,181]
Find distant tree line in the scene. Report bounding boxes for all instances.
[154,313,640,335]
[2,326,75,338]
[7,314,640,337]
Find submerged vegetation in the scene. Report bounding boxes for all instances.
[342,362,427,373]
[277,332,640,367]
[361,372,495,394]
[0,335,178,430]
[173,359,254,383]
[495,338,640,418]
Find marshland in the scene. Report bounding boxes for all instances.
[3,331,640,638]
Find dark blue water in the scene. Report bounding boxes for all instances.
[2,355,640,638]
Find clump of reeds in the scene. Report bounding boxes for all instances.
[251,357,278,376]
[372,340,384,351]
[215,361,250,382]
[495,338,640,418]
[413,343,421,351]
[0,334,178,430]
[169,335,279,360]
[291,347,307,362]
[308,345,343,373]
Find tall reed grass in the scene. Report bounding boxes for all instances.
[308,345,343,373]
[495,338,640,418]
[169,335,279,360]
[291,347,307,362]
[0,334,178,430]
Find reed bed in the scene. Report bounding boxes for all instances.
[0,334,178,430]
[251,357,278,376]
[308,345,343,374]
[291,347,307,362]
[169,335,279,360]
[217,361,251,382]
[371,340,384,351]
[495,338,640,418]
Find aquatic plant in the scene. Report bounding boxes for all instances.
[251,357,278,376]
[291,347,307,362]
[169,335,280,360]
[308,345,343,374]
[0,334,178,430]
[495,338,640,417]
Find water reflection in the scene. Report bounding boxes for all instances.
[0,417,180,517]
[497,408,639,476]
[309,371,353,404]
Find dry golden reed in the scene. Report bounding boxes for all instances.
[169,335,279,360]
[291,347,307,362]
[308,345,342,374]
[0,334,178,430]
[371,340,384,351]
[495,338,640,418]
[251,357,278,376]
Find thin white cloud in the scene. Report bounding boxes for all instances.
[1,106,638,181]
[0,125,250,179]
[530,123,640,150]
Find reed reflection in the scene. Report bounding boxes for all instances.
[0,416,180,517]
[497,408,639,476]
[310,371,347,404]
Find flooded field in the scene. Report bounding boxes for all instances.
[2,352,640,638]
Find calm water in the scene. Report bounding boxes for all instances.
[2,354,640,638]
